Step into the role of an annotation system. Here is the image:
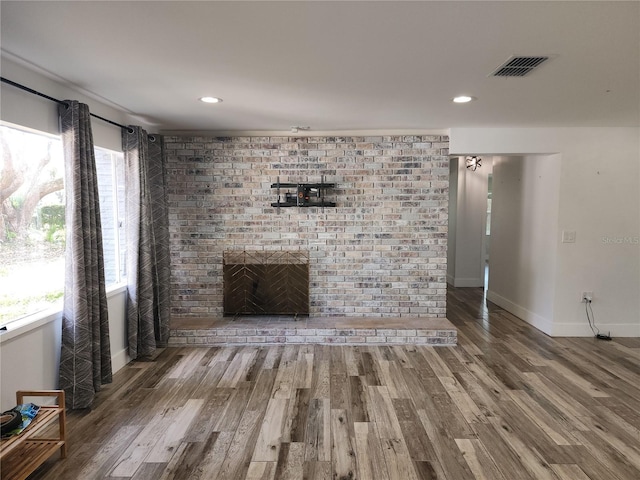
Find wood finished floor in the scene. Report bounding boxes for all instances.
[30,286,640,480]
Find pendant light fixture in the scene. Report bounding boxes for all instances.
[466,156,482,171]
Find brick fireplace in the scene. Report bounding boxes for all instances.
[164,135,449,322]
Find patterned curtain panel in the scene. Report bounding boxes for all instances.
[58,100,112,410]
[123,127,170,359]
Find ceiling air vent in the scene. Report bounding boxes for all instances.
[491,56,549,77]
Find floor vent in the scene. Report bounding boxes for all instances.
[491,56,549,77]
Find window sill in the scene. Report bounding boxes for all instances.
[0,283,128,344]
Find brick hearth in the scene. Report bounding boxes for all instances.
[168,316,456,346]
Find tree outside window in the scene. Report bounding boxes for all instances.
[0,123,65,324]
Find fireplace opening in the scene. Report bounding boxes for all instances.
[223,250,309,316]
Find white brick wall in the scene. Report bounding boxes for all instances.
[165,135,449,318]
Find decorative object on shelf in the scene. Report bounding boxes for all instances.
[466,156,482,171]
[0,403,40,438]
[271,176,336,209]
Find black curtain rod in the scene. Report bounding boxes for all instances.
[1,76,135,134]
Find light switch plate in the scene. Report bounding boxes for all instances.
[562,230,576,243]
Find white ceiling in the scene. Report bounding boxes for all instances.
[1,1,639,132]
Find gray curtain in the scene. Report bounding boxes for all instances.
[123,127,170,359]
[58,100,112,410]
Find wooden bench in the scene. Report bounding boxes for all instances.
[0,390,66,480]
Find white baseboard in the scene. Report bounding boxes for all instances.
[551,322,640,337]
[111,348,131,374]
[486,291,640,337]
[486,290,553,335]
[453,277,484,288]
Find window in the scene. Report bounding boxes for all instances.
[0,123,65,325]
[95,147,127,286]
[0,123,126,327]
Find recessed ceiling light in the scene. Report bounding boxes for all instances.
[453,95,475,103]
[200,96,223,104]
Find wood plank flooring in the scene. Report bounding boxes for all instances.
[29,286,640,479]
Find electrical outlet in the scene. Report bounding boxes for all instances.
[582,291,593,302]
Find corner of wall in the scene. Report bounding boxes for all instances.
[111,348,131,374]
[486,290,553,335]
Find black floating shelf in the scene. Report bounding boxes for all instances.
[271,177,336,208]
[271,201,336,208]
[270,182,336,189]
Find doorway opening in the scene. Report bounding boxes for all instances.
[484,173,493,292]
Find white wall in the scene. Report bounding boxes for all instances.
[451,127,640,337]
[107,288,130,373]
[0,288,129,411]
[447,158,458,283]
[1,55,153,149]
[488,155,561,333]
[553,129,640,336]
[0,316,60,411]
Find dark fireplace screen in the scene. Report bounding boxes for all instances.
[223,250,310,316]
